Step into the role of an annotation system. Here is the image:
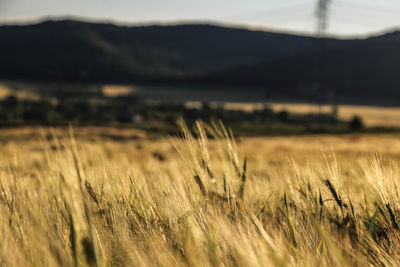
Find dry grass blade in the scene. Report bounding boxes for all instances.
[85,205,102,267]
[194,174,207,196]
[324,179,345,211]
[311,217,347,266]
[385,204,399,230]
[284,192,297,247]
[85,181,99,206]
[369,206,379,236]
[238,158,247,199]
[69,214,78,267]
[256,193,272,217]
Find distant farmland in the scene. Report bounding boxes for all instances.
[1,80,400,128]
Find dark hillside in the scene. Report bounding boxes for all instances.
[1,19,400,104]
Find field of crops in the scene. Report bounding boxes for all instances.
[2,123,400,266]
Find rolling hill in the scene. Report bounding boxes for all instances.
[1,19,400,104]
[0,19,316,82]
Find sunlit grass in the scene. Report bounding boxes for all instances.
[1,123,400,266]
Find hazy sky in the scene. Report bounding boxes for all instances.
[1,0,400,36]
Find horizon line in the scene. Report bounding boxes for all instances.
[0,15,397,39]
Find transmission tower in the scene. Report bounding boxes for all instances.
[316,0,331,36]
[315,0,338,121]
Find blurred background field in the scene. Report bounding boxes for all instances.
[3,125,400,165]
[0,80,399,134]
[269,103,400,127]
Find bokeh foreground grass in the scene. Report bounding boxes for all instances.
[1,122,400,266]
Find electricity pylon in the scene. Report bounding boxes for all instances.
[315,0,337,120]
[316,0,331,36]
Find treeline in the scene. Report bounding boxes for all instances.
[0,95,365,133]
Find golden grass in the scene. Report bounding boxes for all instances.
[2,124,400,266]
[190,101,400,127]
[102,85,136,98]
[0,82,49,102]
[269,103,400,127]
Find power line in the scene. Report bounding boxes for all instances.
[222,1,400,36]
[332,5,400,22]
[330,18,383,29]
[336,1,400,15]
[224,2,313,20]
[329,7,400,30]
[331,14,398,28]
[256,13,314,23]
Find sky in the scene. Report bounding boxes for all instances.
[1,0,400,37]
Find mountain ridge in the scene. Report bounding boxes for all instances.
[1,19,400,104]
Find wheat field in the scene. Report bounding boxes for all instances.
[220,102,400,127]
[268,103,400,127]
[1,122,400,266]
